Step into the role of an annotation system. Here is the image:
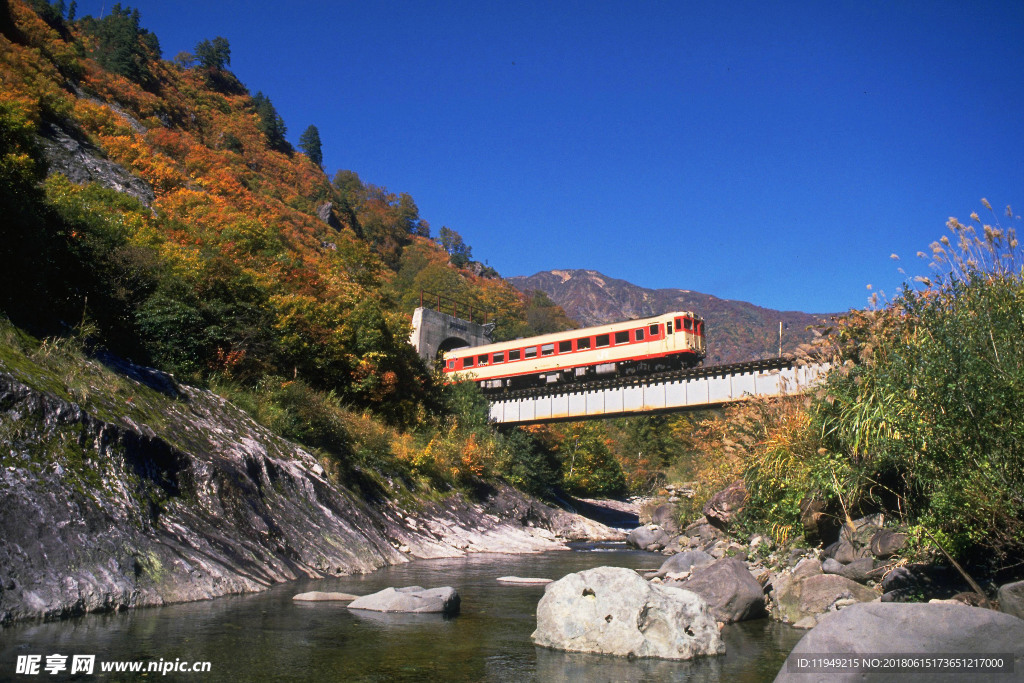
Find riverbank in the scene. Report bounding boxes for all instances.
[0,359,622,627]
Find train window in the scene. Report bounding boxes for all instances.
[447,360,455,369]
[559,340,572,353]
[596,334,610,348]
[649,324,659,336]
[667,321,673,334]
[492,352,504,363]
[463,357,474,367]
[524,346,537,359]
[675,317,684,331]
[508,349,521,361]
[478,354,489,365]
[614,331,629,344]
[541,343,554,356]
[634,329,645,342]
[577,337,591,350]
[695,322,703,335]
[684,318,694,332]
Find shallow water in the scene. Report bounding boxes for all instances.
[1,545,802,681]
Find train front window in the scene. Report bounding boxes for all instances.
[596,334,609,348]
[524,347,537,359]
[508,349,521,361]
[614,331,629,344]
[577,337,591,350]
[493,352,504,363]
[559,340,572,353]
[634,329,644,342]
[684,318,694,332]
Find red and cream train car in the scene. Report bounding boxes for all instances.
[442,311,705,391]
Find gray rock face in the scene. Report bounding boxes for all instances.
[774,602,1024,682]
[998,580,1024,620]
[676,557,767,623]
[0,366,618,626]
[348,586,460,615]
[37,122,156,207]
[531,566,725,660]
[657,550,716,577]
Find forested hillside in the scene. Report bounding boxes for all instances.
[0,0,589,497]
[0,0,572,417]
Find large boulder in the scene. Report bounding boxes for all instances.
[998,580,1024,620]
[702,480,747,531]
[657,550,715,577]
[774,602,1024,682]
[674,557,767,623]
[839,557,877,584]
[626,526,670,551]
[869,528,908,559]
[531,566,725,660]
[649,504,679,534]
[772,571,876,627]
[347,586,460,615]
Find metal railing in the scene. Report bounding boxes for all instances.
[419,290,491,324]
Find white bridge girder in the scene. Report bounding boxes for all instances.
[487,360,830,424]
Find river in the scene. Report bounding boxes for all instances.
[1,544,802,681]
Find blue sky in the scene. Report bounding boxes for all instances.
[79,1,1024,313]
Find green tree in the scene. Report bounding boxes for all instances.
[79,4,161,86]
[298,125,323,168]
[438,226,472,268]
[252,91,290,153]
[194,36,230,70]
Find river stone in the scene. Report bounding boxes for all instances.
[531,566,725,660]
[821,558,844,575]
[347,586,460,615]
[702,480,747,531]
[869,528,908,558]
[773,573,876,624]
[774,602,1024,682]
[998,580,1024,620]
[292,591,360,602]
[657,550,715,577]
[839,557,877,584]
[627,526,670,551]
[675,557,767,623]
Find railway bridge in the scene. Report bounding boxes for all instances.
[486,358,830,425]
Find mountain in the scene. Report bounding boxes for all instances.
[509,270,834,365]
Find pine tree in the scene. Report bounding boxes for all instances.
[298,125,323,168]
[194,36,230,71]
[251,92,290,153]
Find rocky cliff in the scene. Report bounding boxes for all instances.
[0,338,619,627]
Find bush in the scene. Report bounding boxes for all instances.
[809,203,1024,560]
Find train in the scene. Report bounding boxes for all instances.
[442,311,706,391]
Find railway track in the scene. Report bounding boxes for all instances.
[488,356,811,401]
